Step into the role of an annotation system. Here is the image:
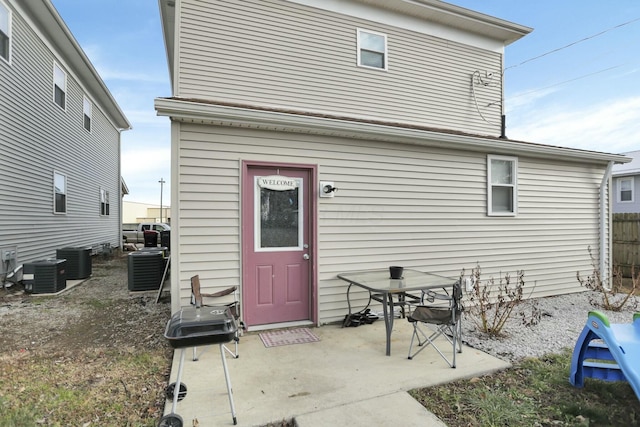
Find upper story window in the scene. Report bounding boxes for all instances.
[53,63,67,109]
[100,188,110,215]
[83,96,92,131]
[0,0,10,63]
[618,177,634,203]
[488,155,517,216]
[54,171,67,214]
[357,29,387,70]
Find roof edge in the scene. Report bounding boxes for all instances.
[155,97,631,165]
[20,0,131,130]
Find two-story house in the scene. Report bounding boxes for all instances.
[0,0,130,282]
[155,0,629,329]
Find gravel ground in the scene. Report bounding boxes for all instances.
[0,251,171,355]
[460,290,640,363]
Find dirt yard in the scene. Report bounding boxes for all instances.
[0,251,173,426]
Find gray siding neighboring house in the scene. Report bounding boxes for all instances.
[612,151,640,213]
[156,0,630,327]
[0,0,130,279]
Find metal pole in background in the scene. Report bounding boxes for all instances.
[159,178,165,223]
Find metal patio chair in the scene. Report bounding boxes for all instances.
[190,275,244,360]
[407,280,463,368]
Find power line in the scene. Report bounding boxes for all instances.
[506,64,623,102]
[505,16,640,72]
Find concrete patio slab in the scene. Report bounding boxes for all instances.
[162,319,510,426]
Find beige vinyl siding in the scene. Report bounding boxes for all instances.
[175,123,606,322]
[177,0,502,137]
[0,6,122,264]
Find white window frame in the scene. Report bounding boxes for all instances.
[253,176,303,252]
[357,28,387,71]
[618,177,634,203]
[53,62,67,110]
[54,171,67,214]
[487,155,518,216]
[0,0,11,64]
[83,96,92,132]
[100,188,110,216]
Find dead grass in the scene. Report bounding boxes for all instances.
[0,253,171,426]
[0,348,170,426]
[0,253,298,426]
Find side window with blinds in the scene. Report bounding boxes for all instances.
[53,63,66,109]
[83,96,92,131]
[357,29,387,71]
[618,177,634,203]
[54,171,67,214]
[488,155,517,216]
[0,0,10,63]
[100,188,110,215]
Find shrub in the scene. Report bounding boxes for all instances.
[576,246,638,311]
[465,264,538,337]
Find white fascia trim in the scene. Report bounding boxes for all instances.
[612,169,640,177]
[154,97,630,164]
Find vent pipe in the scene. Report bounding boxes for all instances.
[499,115,507,139]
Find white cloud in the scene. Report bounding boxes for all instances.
[121,146,171,205]
[505,87,560,113]
[83,44,168,84]
[507,96,640,153]
[124,108,169,127]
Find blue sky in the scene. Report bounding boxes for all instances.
[452,1,640,153]
[50,0,640,205]
[51,0,171,206]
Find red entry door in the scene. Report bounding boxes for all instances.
[242,165,312,327]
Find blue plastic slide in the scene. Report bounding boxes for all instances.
[569,310,640,400]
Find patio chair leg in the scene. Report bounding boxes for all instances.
[408,322,457,368]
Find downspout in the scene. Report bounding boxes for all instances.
[600,161,614,290]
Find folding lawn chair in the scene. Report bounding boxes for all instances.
[407,280,463,368]
[190,275,244,360]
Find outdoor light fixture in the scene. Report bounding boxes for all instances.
[320,181,337,198]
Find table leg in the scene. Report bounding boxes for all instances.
[342,283,353,328]
[382,293,394,356]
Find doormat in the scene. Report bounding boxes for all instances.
[259,328,320,348]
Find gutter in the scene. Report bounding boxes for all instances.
[154,97,631,164]
[601,161,614,290]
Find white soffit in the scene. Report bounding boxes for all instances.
[285,0,532,52]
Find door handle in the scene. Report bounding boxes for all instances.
[303,254,310,260]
